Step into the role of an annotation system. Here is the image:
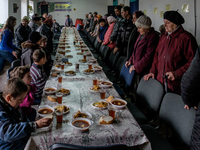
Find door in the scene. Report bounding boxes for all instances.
[41,5,48,15]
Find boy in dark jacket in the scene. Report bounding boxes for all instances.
[0,78,52,150]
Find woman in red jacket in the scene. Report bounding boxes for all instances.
[102,16,117,50]
[125,15,159,78]
[144,11,198,94]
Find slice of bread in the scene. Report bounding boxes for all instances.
[51,72,57,77]
[106,95,114,103]
[44,114,53,119]
[99,116,113,124]
[47,95,57,102]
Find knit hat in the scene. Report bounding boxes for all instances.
[163,11,185,25]
[135,15,152,29]
[29,31,42,43]
[22,16,29,22]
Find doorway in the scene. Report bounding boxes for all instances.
[41,5,48,15]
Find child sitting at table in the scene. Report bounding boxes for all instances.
[0,78,52,150]
[10,65,37,121]
[30,49,47,105]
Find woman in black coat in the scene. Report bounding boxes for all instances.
[181,46,200,150]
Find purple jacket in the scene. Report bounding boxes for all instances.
[20,84,36,114]
[65,18,73,27]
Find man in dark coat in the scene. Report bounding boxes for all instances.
[114,6,134,56]
[15,16,31,49]
[109,5,123,43]
[181,47,200,150]
[144,11,198,94]
[37,19,53,53]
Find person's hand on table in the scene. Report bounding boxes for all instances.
[143,73,155,81]
[129,65,135,73]
[12,51,18,59]
[36,118,52,128]
[113,47,119,54]
[125,61,131,68]
[166,72,176,81]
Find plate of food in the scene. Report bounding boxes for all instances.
[79,58,87,63]
[110,99,127,109]
[91,101,108,110]
[47,95,57,102]
[65,71,76,76]
[55,64,61,68]
[85,52,91,56]
[51,72,58,78]
[44,87,57,95]
[75,45,80,48]
[68,118,93,132]
[77,52,83,55]
[92,66,102,71]
[66,55,73,58]
[51,69,61,74]
[65,50,71,53]
[83,69,94,74]
[56,88,70,96]
[54,104,70,114]
[89,85,101,92]
[88,58,97,63]
[76,48,81,51]
[73,110,92,119]
[100,81,113,88]
[64,62,72,66]
[66,46,71,48]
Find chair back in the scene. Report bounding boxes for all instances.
[119,64,135,90]
[136,78,164,115]
[159,93,196,146]
[11,59,21,68]
[94,38,99,49]
[50,143,129,150]
[99,45,104,57]
[108,51,120,69]
[102,46,110,62]
[7,67,14,79]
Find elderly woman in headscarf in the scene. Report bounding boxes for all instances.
[144,11,198,94]
[101,16,117,50]
[125,15,159,77]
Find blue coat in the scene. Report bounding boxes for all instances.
[0,29,17,53]
[0,97,33,150]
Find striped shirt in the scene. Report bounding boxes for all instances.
[30,63,47,98]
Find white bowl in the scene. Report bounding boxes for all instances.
[68,118,93,132]
[37,105,54,118]
[91,100,109,110]
[100,81,113,88]
[92,66,102,71]
[44,87,57,95]
[72,111,92,119]
[88,58,97,63]
[110,99,127,110]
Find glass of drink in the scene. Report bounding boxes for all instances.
[99,89,106,99]
[81,49,84,53]
[75,63,79,70]
[80,41,83,45]
[56,92,63,104]
[61,63,65,70]
[93,78,97,85]
[62,51,65,56]
[88,63,92,69]
[108,105,115,119]
[55,108,63,124]
[58,75,62,83]
[83,55,87,60]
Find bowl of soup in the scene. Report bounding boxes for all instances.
[69,118,93,132]
[100,81,113,88]
[110,99,127,109]
[37,105,54,117]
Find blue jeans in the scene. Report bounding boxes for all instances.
[0,50,15,72]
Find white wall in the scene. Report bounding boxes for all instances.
[107,0,130,6]
[0,0,9,24]
[139,0,200,44]
[8,0,21,27]
[21,0,29,19]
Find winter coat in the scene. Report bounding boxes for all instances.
[149,26,198,94]
[0,29,17,53]
[37,24,53,53]
[21,40,40,66]
[99,25,108,41]
[28,20,39,32]
[109,15,122,42]
[181,47,200,150]
[129,28,159,77]
[65,18,73,27]
[116,17,135,56]
[0,97,34,150]
[126,24,139,59]
[15,23,31,48]
[53,22,60,33]
[103,22,116,50]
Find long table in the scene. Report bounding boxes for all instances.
[25,28,151,150]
